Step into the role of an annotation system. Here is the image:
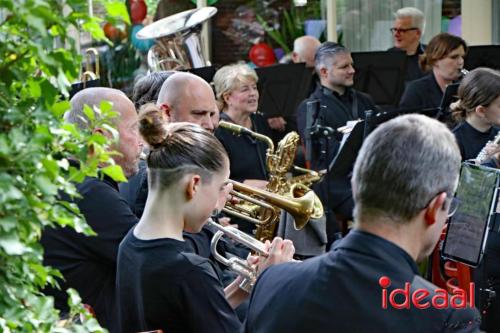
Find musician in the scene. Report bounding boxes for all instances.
[116,112,295,333]
[451,67,500,161]
[41,88,142,330]
[451,67,500,332]
[245,114,481,333]
[387,7,426,82]
[130,72,220,218]
[121,70,175,214]
[213,63,273,233]
[296,42,376,242]
[399,33,467,110]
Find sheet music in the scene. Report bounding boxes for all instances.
[339,120,361,150]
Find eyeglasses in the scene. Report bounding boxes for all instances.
[446,197,460,218]
[390,27,419,34]
[420,192,460,218]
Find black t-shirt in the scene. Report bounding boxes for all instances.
[41,175,138,330]
[452,121,499,160]
[116,228,241,333]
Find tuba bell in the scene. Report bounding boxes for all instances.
[136,7,217,71]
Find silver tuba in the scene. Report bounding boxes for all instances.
[136,7,217,71]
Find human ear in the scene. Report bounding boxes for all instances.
[223,92,231,104]
[475,105,487,119]
[159,103,172,120]
[185,174,202,200]
[424,192,447,226]
[319,66,328,78]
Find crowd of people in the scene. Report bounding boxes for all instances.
[39,5,500,333]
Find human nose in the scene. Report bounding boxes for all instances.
[202,114,214,132]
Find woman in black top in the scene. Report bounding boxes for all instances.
[399,33,467,111]
[116,106,294,333]
[451,67,500,333]
[451,67,500,161]
[214,63,273,233]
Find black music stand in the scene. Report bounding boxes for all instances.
[183,66,216,83]
[255,63,313,118]
[328,107,440,177]
[465,45,500,71]
[351,50,407,107]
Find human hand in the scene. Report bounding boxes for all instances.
[267,117,287,132]
[256,237,295,274]
[243,179,268,190]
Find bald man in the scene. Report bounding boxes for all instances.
[292,35,321,68]
[157,71,219,132]
[41,88,142,331]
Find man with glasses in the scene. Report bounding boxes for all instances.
[388,7,426,82]
[245,114,480,333]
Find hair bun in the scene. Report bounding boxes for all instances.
[138,103,167,149]
[450,99,467,122]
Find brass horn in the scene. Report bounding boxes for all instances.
[207,219,267,292]
[224,180,316,231]
[136,7,217,71]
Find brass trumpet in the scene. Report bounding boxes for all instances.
[207,219,267,292]
[223,180,317,231]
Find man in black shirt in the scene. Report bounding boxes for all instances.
[245,114,481,333]
[387,7,426,82]
[296,42,376,243]
[41,88,142,330]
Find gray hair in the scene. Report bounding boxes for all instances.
[65,87,127,130]
[352,114,461,223]
[314,42,350,75]
[395,7,426,34]
[213,63,258,111]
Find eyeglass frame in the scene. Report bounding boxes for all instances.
[390,27,419,34]
[421,191,460,218]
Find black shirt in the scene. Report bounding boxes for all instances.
[296,86,376,222]
[452,121,499,161]
[116,228,241,333]
[399,72,443,110]
[215,112,272,183]
[41,174,138,330]
[388,43,426,83]
[245,229,481,333]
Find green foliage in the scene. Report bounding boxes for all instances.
[256,1,323,53]
[0,0,129,331]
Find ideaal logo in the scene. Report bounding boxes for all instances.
[379,276,475,309]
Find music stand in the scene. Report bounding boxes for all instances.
[255,63,313,118]
[183,66,216,83]
[328,107,440,177]
[351,50,407,107]
[465,45,500,71]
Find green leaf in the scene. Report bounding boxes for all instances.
[103,1,131,24]
[34,175,58,196]
[28,80,42,98]
[0,217,17,232]
[52,100,71,117]
[0,231,27,255]
[83,104,95,121]
[101,164,127,182]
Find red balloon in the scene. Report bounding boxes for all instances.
[103,22,120,41]
[130,0,147,25]
[249,43,276,67]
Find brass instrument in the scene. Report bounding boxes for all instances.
[218,121,324,241]
[136,7,217,71]
[207,219,267,292]
[226,180,317,230]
